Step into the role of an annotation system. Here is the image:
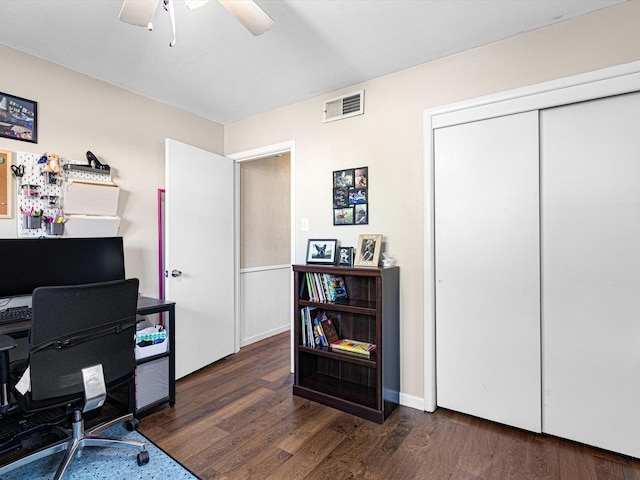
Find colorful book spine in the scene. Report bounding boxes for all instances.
[305,273,315,301]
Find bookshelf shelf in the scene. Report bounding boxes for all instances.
[298,298,376,315]
[297,344,377,367]
[293,264,399,424]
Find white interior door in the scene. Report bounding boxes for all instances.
[434,111,541,432]
[165,138,235,379]
[541,92,640,457]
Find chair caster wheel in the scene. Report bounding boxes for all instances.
[137,450,150,466]
[125,418,139,431]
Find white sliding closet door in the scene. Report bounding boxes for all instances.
[435,111,541,432]
[541,92,640,457]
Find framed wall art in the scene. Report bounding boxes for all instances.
[0,92,38,143]
[306,239,337,264]
[333,166,368,225]
[354,233,382,267]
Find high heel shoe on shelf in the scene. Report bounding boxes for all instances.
[86,151,110,171]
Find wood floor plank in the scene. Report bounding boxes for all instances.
[266,427,347,480]
[138,332,640,480]
[214,444,293,480]
[275,403,342,454]
[202,400,340,478]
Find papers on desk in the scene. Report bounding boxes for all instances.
[15,366,30,394]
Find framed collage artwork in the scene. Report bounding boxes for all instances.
[332,166,368,225]
[0,92,38,143]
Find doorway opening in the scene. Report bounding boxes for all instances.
[238,152,291,347]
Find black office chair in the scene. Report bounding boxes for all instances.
[0,279,149,479]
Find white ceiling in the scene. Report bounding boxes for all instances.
[0,0,625,124]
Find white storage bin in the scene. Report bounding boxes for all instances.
[135,326,168,360]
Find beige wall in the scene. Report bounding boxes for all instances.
[1,1,639,404]
[240,153,291,269]
[0,45,224,297]
[224,1,640,403]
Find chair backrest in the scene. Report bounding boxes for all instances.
[28,279,139,402]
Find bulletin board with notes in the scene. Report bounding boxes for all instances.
[0,150,11,219]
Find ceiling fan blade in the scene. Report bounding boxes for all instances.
[218,0,274,36]
[119,0,160,27]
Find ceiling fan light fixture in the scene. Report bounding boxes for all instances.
[218,0,274,36]
[118,0,160,27]
[186,0,210,10]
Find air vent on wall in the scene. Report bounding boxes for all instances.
[323,90,364,123]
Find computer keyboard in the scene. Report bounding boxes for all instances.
[0,306,32,325]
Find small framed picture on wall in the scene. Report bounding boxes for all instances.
[334,207,354,225]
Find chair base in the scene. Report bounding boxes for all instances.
[0,408,148,480]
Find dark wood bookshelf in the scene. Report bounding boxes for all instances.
[292,264,399,424]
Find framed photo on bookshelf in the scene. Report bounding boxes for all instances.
[338,246,354,266]
[354,234,382,267]
[306,239,338,264]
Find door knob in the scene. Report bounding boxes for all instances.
[171,269,182,278]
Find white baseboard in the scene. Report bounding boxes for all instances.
[241,324,290,348]
[399,392,432,412]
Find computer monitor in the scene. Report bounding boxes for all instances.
[0,237,125,299]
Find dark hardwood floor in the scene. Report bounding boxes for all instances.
[138,332,640,480]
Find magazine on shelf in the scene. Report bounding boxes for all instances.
[331,338,376,357]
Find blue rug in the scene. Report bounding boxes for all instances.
[0,425,197,480]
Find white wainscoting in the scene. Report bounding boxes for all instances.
[240,264,291,347]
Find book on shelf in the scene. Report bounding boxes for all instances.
[300,308,306,346]
[320,318,340,344]
[331,338,377,357]
[303,272,348,303]
[300,306,317,347]
[301,306,335,348]
[314,315,328,347]
[305,272,318,302]
[326,275,348,302]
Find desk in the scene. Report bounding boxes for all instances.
[0,296,176,416]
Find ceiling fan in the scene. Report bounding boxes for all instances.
[118,0,275,47]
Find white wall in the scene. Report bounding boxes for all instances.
[224,1,640,406]
[0,45,224,297]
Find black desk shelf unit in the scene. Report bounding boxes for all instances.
[292,264,399,424]
[132,297,176,416]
